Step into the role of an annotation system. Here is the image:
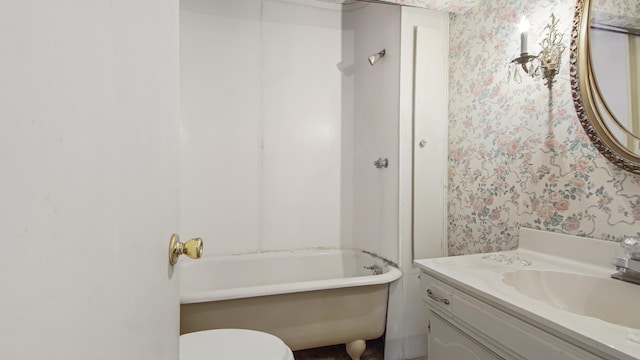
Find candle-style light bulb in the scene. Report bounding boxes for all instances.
[519,16,530,55]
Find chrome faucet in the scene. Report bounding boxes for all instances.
[611,237,640,285]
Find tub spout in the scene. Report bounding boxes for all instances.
[364,265,383,275]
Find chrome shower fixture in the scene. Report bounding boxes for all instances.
[373,157,388,169]
[368,49,386,66]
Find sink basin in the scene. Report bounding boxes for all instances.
[502,270,640,329]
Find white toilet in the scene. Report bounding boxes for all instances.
[180,329,294,360]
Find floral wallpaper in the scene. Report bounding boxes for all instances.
[591,0,640,30]
[372,0,478,13]
[447,0,640,255]
[593,0,640,17]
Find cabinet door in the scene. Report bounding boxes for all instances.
[428,312,502,360]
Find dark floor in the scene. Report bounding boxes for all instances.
[293,337,384,360]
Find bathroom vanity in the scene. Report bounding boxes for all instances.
[415,228,640,360]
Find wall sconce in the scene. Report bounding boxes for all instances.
[508,14,566,88]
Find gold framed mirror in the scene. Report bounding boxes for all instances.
[571,0,640,174]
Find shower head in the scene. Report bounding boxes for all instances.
[367,49,386,66]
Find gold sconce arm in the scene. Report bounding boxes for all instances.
[538,13,565,88]
[508,13,565,88]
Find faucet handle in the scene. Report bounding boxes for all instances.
[621,237,640,260]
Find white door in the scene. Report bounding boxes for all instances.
[0,1,182,359]
[412,24,448,260]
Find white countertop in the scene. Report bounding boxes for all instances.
[414,228,640,360]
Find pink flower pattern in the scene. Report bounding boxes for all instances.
[374,0,478,13]
[447,0,640,255]
[591,0,640,29]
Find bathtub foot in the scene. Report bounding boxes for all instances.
[345,339,366,360]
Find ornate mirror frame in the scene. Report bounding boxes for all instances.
[571,0,640,174]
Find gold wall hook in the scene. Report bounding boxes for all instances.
[169,234,203,265]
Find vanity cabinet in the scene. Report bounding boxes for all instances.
[420,270,605,360]
[429,311,501,360]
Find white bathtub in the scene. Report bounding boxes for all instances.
[179,249,402,356]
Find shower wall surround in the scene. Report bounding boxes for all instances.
[180,0,344,256]
[180,0,401,261]
[448,0,640,255]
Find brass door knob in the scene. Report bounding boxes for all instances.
[168,234,203,265]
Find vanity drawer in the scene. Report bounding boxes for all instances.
[420,270,454,317]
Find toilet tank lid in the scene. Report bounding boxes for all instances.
[180,329,294,360]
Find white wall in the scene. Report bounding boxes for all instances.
[261,0,344,252]
[343,2,402,263]
[180,0,345,256]
[386,7,449,360]
[180,0,262,256]
[180,0,406,258]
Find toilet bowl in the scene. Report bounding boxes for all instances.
[180,329,294,360]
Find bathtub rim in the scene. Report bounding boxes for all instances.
[180,249,402,304]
